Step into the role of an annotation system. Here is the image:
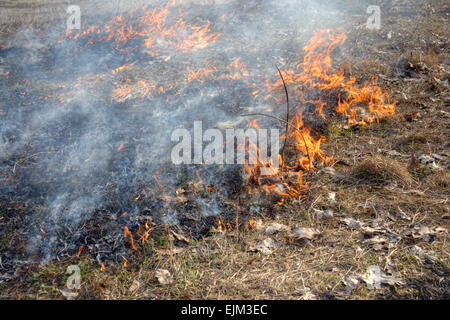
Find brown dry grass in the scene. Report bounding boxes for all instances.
[0,0,449,300]
[350,156,415,187]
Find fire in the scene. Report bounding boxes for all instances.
[123,226,137,251]
[247,217,255,229]
[137,225,150,244]
[226,58,249,81]
[61,4,395,252]
[111,79,154,103]
[245,29,395,203]
[185,62,217,82]
[65,3,221,54]
[288,111,330,171]
[77,246,83,257]
[111,62,136,74]
[267,29,396,125]
[217,220,224,232]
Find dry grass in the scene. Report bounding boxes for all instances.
[350,156,415,187]
[1,0,449,300]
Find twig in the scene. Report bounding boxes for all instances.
[276,65,290,170]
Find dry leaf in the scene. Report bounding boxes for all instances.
[341,217,363,229]
[363,236,389,251]
[328,192,336,202]
[361,226,384,237]
[59,289,78,300]
[362,265,406,289]
[343,274,363,292]
[409,226,446,242]
[171,230,190,243]
[295,287,317,300]
[265,222,288,235]
[292,227,320,239]
[248,238,278,255]
[129,279,141,292]
[155,269,173,285]
[313,208,334,220]
[396,207,411,221]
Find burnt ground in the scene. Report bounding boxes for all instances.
[0,0,449,299]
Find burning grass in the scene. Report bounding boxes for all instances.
[0,0,449,300]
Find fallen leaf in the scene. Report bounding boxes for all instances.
[328,192,336,202]
[291,227,320,240]
[265,222,289,235]
[409,226,446,242]
[361,226,384,238]
[341,217,363,229]
[396,207,411,221]
[295,287,317,300]
[170,230,190,243]
[362,265,406,289]
[313,208,334,220]
[248,238,278,255]
[343,274,363,292]
[129,279,141,293]
[59,288,78,300]
[363,236,389,251]
[155,269,173,285]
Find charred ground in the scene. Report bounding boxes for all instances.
[0,0,449,299]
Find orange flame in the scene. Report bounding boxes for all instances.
[267,29,395,125]
[65,3,221,54]
[77,246,83,257]
[247,29,395,203]
[124,226,137,251]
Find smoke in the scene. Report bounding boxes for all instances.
[0,0,365,264]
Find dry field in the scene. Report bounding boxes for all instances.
[0,0,448,299]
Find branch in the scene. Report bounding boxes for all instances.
[276,65,290,170]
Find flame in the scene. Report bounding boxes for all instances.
[111,79,154,103]
[267,29,395,125]
[111,62,136,74]
[185,62,217,82]
[137,224,150,244]
[217,220,224,232]
[247,217,255,229]
[100,264,106,272]
[246,29,395,203]
[226,58,249,81]
[124,226,137,251]
[77,246,83,257]
[65,3,221,54]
